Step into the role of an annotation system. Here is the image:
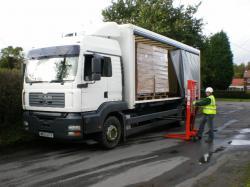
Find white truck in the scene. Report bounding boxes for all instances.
[23,22,200,148]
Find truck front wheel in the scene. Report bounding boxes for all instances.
[99,116,121,149]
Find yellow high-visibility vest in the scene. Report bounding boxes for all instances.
[202,95,216,115]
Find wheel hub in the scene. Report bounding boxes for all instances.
[106,125,118,141]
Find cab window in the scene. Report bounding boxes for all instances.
[84,55,112,81]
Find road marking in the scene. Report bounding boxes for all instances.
[216,119,238,132]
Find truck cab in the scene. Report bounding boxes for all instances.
[23,33,124,142]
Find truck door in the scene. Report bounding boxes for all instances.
[106,56,122,102]
[81,54,122,112]
[81,54,108,112]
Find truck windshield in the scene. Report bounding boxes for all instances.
[25,45,80,83]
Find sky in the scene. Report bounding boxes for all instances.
[0,0,250,64]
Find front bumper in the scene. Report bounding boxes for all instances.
[23,111,83,140]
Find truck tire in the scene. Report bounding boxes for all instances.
[99,116,121,149]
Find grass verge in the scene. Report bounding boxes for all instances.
[243,162,250,187]
[0,122,34,150]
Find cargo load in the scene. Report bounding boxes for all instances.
[136,43,169,97]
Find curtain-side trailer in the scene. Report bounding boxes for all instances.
[23,22,200,148]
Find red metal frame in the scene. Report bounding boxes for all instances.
[165,80,199,141]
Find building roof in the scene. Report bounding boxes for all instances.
[244,70,250,78]
[231,78,244,86]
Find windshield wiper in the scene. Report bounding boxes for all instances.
[29,81,47,85]
[50,80,73,83]
[50,80,63,83]
[50,80,65,84]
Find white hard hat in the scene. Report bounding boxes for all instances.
[205,87,213,93]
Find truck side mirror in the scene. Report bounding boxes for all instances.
[91,54,102,81]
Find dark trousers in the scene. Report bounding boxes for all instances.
[198,114,215,140]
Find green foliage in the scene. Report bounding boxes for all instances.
[244,62,250,70]
[0,46,24,69]
[0,68,22,127]
[201,90,250,99]
[0,68,33,147]
[102,0,205,48]
[202,31,234,90]
[200,38,209,88]
[233,63,246,78]
[0,121,32,147]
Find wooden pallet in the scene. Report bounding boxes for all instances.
[155,92,168,96]
[154,95,168,99]
[136,93,168,100]
[137,95,154,100]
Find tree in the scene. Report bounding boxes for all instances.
[247,62,250,70]
[0,46,24,69]
[200,38,210,88]
[233,63,245,78]
[102,0,205,48]
[202,31,233,90]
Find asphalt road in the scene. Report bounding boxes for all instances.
[0,101,250,187]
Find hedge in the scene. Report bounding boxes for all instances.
[201,90,250,99]
[0,68,22,127]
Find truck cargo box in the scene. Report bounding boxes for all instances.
[117,24,200,108]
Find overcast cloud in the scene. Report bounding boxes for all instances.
[0,0,249,64]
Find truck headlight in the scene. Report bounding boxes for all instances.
[23,121,29,126]
[23,121,29,130]
[68,125,81,131]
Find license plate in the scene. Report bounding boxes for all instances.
[39,131,54,138]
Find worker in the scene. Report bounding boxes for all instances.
[193,87,216,143]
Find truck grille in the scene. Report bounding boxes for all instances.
[29,93,65,108]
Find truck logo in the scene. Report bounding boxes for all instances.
[38,94,53,105]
